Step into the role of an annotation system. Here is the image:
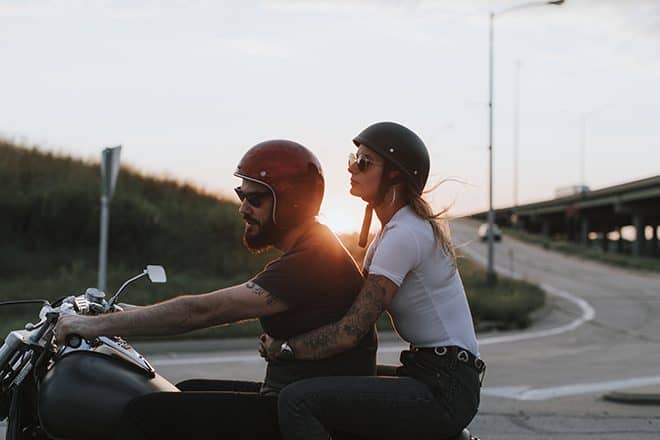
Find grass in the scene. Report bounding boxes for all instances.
[0,261,261,340]
[503,227,660,273]
[0,249,546,340]
[457,255,546,330]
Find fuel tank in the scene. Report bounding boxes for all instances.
[38,343,178,440]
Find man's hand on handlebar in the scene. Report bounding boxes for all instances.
[54,315,100,346]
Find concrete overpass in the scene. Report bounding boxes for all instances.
[471,174,660,258]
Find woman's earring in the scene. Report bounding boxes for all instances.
[391,189,397,205]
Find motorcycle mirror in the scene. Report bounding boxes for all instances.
[108,265,168,306]
[146,265,167,283]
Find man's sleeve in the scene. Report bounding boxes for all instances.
[251,250,315,306]
[367,226,419,287]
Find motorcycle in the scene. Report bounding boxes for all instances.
[0,265,178,440]
[0,266,479,440]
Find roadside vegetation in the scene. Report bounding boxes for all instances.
[457,255,545,330]
[0,140,545,340]
[0,139,274,339]
[502,227,660,273]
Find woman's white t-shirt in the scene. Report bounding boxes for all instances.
[364,206,479,356]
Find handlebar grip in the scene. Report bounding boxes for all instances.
[66,334,82,348]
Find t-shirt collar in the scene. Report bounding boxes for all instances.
[386,205,412,226]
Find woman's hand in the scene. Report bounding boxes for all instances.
[259,333,282,361]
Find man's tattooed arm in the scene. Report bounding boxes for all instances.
[289,275,398,360]
[246,281,282,307]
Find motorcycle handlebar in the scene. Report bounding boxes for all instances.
[65,334,83,349]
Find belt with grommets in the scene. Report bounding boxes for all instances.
[411,345,486,374]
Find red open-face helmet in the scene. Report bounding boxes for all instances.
[234,140,324,228]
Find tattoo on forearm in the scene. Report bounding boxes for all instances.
[246,281,282,307]
[294,275,390,360]
[299,325,341,360]
[110,296,195,336]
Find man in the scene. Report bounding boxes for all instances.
[55,140,377,439]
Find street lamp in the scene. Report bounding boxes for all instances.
[486,0,564,285]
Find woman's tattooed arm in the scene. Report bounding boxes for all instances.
[289,274,398,360]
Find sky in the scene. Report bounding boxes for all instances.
[1,0,659,233]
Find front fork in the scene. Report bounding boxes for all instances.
[6,377,49,440]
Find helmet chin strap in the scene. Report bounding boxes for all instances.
[358,204,373,248]
[358,161,400,248]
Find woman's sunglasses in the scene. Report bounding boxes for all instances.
[348,152,383,173]
[234,187,272,208]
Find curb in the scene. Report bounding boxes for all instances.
[603,390,660,405]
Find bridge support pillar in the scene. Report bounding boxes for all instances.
[566,219,576,242]
[580,218,589,247]
[617,226,625,254]
[632,214,645,257]
[601,225,609,253]
[542,220,550,238]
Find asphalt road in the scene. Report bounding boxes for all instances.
[449,219,660,438]
[2,219,659,439]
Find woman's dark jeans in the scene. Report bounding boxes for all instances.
[278,362,480,440]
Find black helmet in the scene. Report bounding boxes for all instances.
[353,121,430,194]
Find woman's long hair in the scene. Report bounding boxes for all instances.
[402,181,457,264]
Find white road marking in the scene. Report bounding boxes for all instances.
[483,375,660,400]
[456,240,596,345]
[478,283,595,345]
[152,353,262,366]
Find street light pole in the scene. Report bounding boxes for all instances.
[580,113,586,186]
[513,59,521,209]
[486,0,564,285]
[487,11,496,284]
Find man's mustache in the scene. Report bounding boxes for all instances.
[243,215,259,225]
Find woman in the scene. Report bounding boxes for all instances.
[261,121,484,440]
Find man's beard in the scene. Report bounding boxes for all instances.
[242,216,281,254]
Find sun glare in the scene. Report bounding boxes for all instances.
[318,195,366,234]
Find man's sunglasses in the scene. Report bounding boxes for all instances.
[234,187,272,208]
[348,152,383,172]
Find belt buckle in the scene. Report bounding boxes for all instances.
[433,346,448,356]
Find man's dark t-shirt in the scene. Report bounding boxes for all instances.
[252,221,377,395]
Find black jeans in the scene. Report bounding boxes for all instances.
[277,361,481,440]
[115,379,281,440]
